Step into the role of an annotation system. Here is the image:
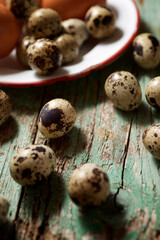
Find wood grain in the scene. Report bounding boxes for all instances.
[1,0,160,239]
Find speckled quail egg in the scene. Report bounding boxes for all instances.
[16,35,36,69]
[27,8,62,39]
[38,98,76,139]
[67,163,110,207]
[0,195,10,222]
[10,144,56,186]
[54,34,79,64]
[104,71,142,111]
[85,5,116,39]
[0,90,12,127]
[27,38,62,75]
[133,33,160,69]
[145,76,160,108]
[62,18,89,47]
[142,124,160,159]
[6,0,40,20]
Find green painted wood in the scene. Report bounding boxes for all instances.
[1,0,160,239]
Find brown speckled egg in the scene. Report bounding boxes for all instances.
[38,98,76,139]
[16,35,36,69]
[6,0,40,20]
[54,34,79,64]
[27,38,62,75]
[104,71,142,111]
[0,90,12,127]
[67,163,110,207]
[27,8,62,39]
[0,195,10,222]
[145,76,160,108]
[85,5,116,39]
[142,124,160,159]
[10,144,56,186]
[133,33,160,69]
[62,18,89,47]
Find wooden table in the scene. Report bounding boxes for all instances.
[1,0,160,239]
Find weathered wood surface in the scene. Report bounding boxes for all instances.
[1,0,160,239]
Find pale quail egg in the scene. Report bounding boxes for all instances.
[16,35,36,69]
[133,33,160,69]
[6,0,40,20]
[10,144,56,186]
[27,8,62,39]
[38,98,76,139]
[0,195,10,222]
[27,38,62,75]
[54,34,79,64]
[142,124,160,159]
[85,5,116,39]
[62,18,89,47]
[104,71,142,111]
[145,76,160,108]
[0,90,12,127]
[67,163,110,207]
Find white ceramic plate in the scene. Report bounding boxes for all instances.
[0,0,140,87]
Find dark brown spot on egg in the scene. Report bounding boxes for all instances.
[102,15,112,25]
[31,153,38,160]
[130,88,135,94]
[148,35,159,48]
[150,98,157,104]
[22,168,32,179]
[17,157,25,163]
[34,56,45,69]
[133,43,143,56]
[93,18,100,27]
[148,145,152,149]
[40,105,65,130]
[154,133,158,137]
[33,147,46,153]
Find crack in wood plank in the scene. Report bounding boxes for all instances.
[114,117,134,209]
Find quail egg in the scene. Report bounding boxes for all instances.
[27,38,62,75]
[0,195,10,222]
[67,163,110,207]
[133,33,160,69]
[54,34,79,64]
[27,8,62,39]
[85,5,116,39]
[16,35,36,69]
[62,18,89,47]
[10,144,56,186]
[145,76,160,108]
[142,124,160,159]
[0,90,12,127]
[104,71,142,111]
[6,0,40,20]
[38,98,76,139]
